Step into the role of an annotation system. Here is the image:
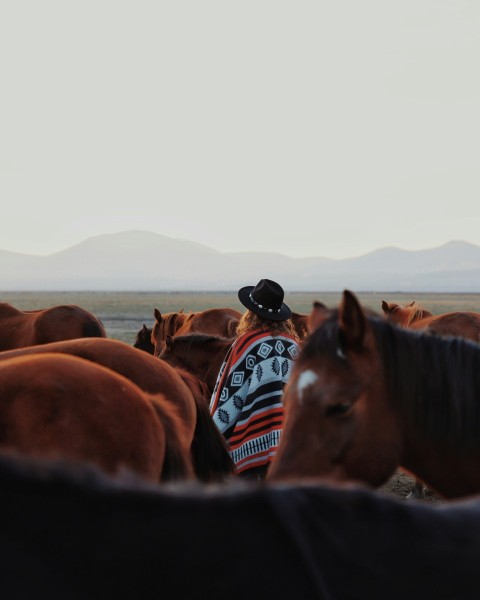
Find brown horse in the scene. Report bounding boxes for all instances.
[0,353,193,482]
[269,290,480,499]
[151,307,241,356]
[382,300,480,342]
[159,333,232,397]
[383,300,480,498]
[0,302,106,351]
[0,338,233,482]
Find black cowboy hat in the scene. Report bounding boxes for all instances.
[238,278,292,321]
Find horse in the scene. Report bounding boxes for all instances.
[382,300,480,342]
[0,353,193,483]
[159,333,232,397]
[133,323,155,354]
[151,307,241,356]
[0,338,234,482]
[382,300,480,498]
[0,302,106,351]
[2,454,480,599]
[268,290,480,499]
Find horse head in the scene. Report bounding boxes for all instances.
[133,324,155,354]
[152,309,188,357]
[269,290,400,485]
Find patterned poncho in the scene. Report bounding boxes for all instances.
[210,329,300,474]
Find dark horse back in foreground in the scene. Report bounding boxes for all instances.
[269,290,480,499]
[0,302,106,350]
[1,454,480,599]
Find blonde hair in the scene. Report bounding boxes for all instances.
[236,310,299,342]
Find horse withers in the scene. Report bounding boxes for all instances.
[268,290,480,499]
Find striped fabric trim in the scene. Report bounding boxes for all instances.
[232,430,282,473]
[229,406,284,448]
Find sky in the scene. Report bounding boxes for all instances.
[1,1,479,259]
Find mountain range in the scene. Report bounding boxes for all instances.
[1,230,480,292]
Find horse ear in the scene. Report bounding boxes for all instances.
[154,308,162,322]
[179,308,185,314]
[142,323,148,332]
[338,290,366,352]
[381,300,390,314]
[166,335,174,349]
[406,301,415,308]
[308,301,329,333]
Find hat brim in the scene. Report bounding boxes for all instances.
[238,286,292,321]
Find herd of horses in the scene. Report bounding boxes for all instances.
[2,296,480,499]
[2,295,480,594]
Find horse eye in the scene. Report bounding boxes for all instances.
[325,403,351,417]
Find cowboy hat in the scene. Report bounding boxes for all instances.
[238,278,292,321]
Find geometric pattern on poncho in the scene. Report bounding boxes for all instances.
[210,329,300,474]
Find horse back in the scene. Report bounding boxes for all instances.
[186,308,241,338]
[411,311,480,342]
[0,337,198,449]
[34,305,106,343]
[0,353,166,481]
[0,303,105,350]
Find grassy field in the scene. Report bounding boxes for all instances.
[3,290,480,345]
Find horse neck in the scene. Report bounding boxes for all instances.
[372,319,480,452]
[162,313,193,340]
[400,435,480,498]
[170,337,230,395]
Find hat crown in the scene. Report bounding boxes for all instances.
[250,279,284,311]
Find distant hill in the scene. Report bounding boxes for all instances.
[1,231,480,292]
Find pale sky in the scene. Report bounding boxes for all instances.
[1,1,479,259]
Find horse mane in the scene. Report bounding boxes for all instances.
[402,304,433,326]
[164,312,185,335]
[303,312,480,450]
[370,318,480,448]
